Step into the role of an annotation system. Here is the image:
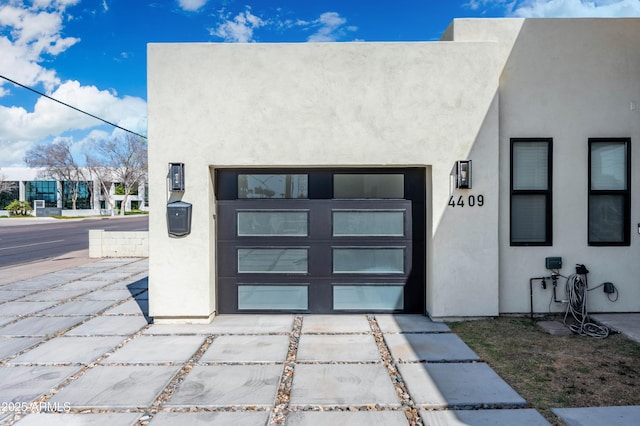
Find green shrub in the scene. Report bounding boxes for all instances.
[6,200,33,216]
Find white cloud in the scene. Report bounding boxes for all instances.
[0,1,147,167]
[210,7,266,42]
[178,0,208,12]
[0,82,147,166]
[512,0,640,17]
[0,2,79,93]
[308,12,355,42]
[468,0,640,16]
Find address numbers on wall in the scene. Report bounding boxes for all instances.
[448,194,484,207]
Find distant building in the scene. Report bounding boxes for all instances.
[147,18,640,323]
[0,167,147,215]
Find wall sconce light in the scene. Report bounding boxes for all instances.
[169,163,185,191]
[455,160,472,189]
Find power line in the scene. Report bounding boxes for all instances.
[0,74,147,140]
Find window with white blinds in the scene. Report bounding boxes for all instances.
[588,139,630,246]
[510,139,552,245]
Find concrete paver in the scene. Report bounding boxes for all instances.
[14,413,141,426]
[0,301,59,316]
[150,411,270,425]
[49,365,180,409]
[0,291,31,303]
[0,366,80,404]
[376,314,451,333]
[9,336,126,365]
[64,315,147,336]
[0,316,88,337]
[102,299,148,316]
[165,364,282,407]
[103,335,205,363]
[384,333,480,362]
[592,314,640,344]
[41,299,117,316]
[0,337,42,359]
[301,314,371,333]
[398,363,527,408]
[2,257,639,425]
[552,406,640,426]
[285,411,409,426]
[420,409,551,425]
[200,335,290,362]
[289,364,401,407]
[297,334,381,362]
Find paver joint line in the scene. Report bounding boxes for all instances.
[368,314,423,426]
[268,314,302,425]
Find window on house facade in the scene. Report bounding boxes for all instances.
[510,138,552,245]
[588,138,630,246]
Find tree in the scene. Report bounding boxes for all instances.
[90,134,147,216]
[84,157,116,216]
[24,140,87,210]
[0,169,16,196]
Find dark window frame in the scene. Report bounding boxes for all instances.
[588,138,631,246]
[510,138,553,246]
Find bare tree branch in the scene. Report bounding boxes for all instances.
[24,140,87,210]
[0,169,17,195]
[91,135,147,216]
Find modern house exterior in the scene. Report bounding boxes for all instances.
[148,18,640,323]
[0,167,148,216]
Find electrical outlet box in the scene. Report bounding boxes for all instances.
[545,257,562,270]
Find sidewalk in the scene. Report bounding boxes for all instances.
[0,258,638,425]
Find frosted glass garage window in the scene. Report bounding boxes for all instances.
[238,174,308,199]
[333,248,404,274]
[238,248,308,273]
[237,211,308,236]
[333,211,405,236]
[334,174,404,199]
[333,285,403,310]
[238,285,308,310]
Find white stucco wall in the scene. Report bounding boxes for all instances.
[452,18,640,314]
[148,41,501,322]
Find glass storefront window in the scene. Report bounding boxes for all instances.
[25,181,57,207]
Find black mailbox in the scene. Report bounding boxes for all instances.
[167,201,192,236]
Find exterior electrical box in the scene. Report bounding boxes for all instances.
[167,201,192,237]
[545,257,562,270]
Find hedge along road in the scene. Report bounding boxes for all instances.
[0,215,148,269]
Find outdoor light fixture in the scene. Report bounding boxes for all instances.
[169,163,185,191]
[455,160,472,189]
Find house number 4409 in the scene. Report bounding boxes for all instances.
[448,194,484,207]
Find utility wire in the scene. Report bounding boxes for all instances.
[0,74,147,140]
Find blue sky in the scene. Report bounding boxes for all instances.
[1,0,640,167]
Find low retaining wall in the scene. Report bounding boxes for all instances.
[89,230,149,258]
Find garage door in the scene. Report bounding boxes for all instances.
[216,169,425,314]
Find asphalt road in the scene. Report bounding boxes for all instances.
[0,216,148,269]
